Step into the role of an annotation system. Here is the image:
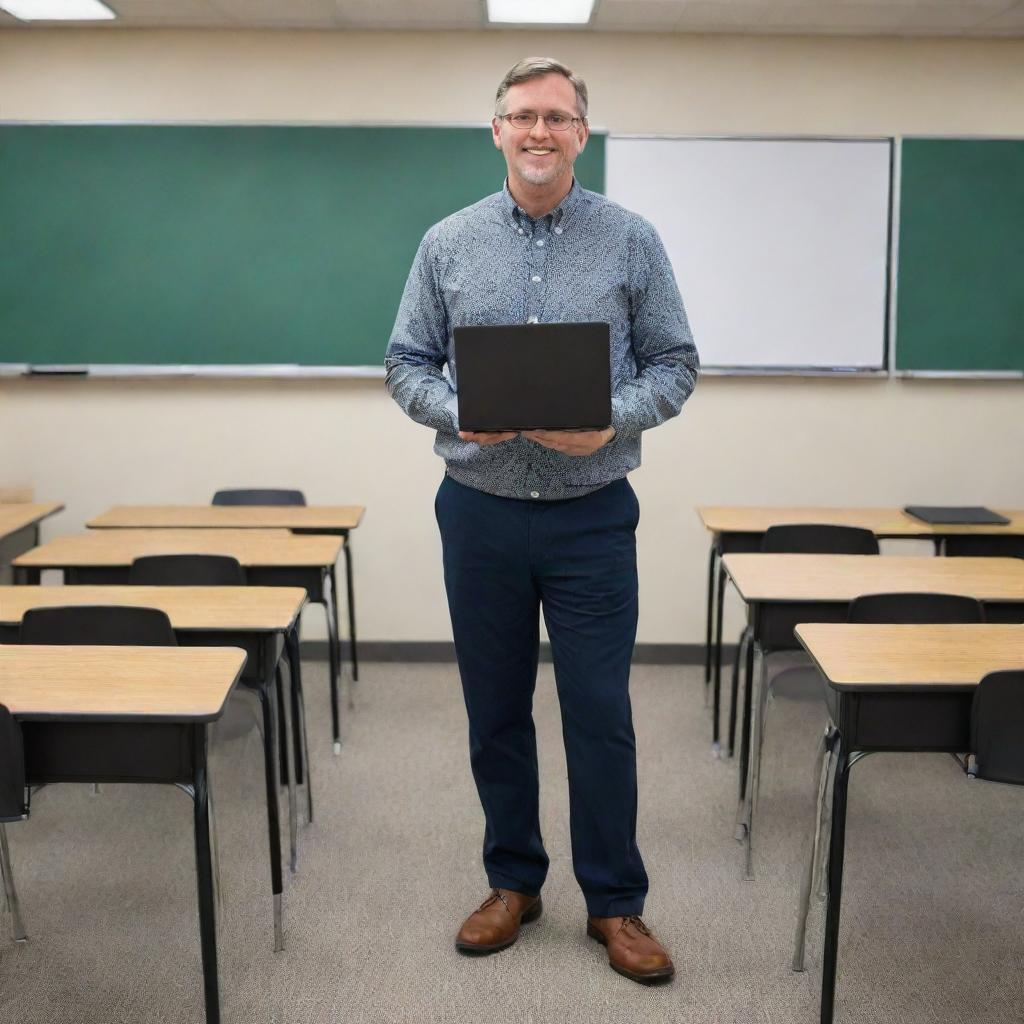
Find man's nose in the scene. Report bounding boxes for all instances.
[528,117,554,142]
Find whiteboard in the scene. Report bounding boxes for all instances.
[605,137,892,371]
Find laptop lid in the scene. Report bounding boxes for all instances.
[454,322,611,432]
[904,506,1011,526]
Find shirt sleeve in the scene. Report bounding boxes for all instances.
[384,227,459,433]
[611,216,700,438]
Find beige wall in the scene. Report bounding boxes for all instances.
[2,29,1023,645]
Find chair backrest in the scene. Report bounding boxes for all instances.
[20,605,177,646]
[129,554,246,586]
[848,592,985,624]
[945,535,1024,559]
[0,705,27,822]
[971,670,1024,785]
[212,489,306,506]
[761,524,880,556]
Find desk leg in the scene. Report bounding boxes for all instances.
[704,544,716,688]
[192,727,220,1024]
[257,685,285,952]
[286,627,314,825]
[324,572,343,754]
[711,562,727,754]
[820,735,851,1024]
[341,540,359,684]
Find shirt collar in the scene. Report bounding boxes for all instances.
[501,178,582,230]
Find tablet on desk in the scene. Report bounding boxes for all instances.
[904,506,1010,526]
[454,322,611,432]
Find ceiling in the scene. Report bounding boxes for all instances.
[1,0,1023,37]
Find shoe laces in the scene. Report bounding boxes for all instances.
[620,915,652,937]
[478,888,511,914]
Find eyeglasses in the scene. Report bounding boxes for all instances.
[500,112,584,132]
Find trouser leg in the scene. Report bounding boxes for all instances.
[537,478,648,918]
[435,476,548,896]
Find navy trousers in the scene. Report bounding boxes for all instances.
[435,474,648,917]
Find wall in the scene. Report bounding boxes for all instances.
[2,29,1023,645]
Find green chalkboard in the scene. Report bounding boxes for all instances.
[0,125,605,369]
[896,138,1024,374]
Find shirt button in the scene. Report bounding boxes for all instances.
[554,227,563,234]
[517,228,524,235]
[536,239,545,247]
[527,315,539,324]
[531,275,541,283]
[530,491,540,499]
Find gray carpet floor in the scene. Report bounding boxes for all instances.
[1,660,1022,1024]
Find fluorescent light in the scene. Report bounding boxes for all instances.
[487,0,595,25]
[0,0,116,20]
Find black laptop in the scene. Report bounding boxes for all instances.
[454,322,611,432]
[904,506,1010,526]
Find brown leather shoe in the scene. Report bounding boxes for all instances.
[587,915,675,984]
[455,888,543,954]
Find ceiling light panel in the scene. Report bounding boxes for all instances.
[0,0,116,18]
[487,0,595,24]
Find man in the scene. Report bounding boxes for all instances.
[385,57,698,984]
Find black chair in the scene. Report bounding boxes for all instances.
[849,591,985,625]
[761,523,880,556]
[0,705,29,942]
[945,535,1024,559]
[20,605,177,646]
[212,488,305,507]
[970,670,1024,785]
[129,552,313,837]
[726,524,880,756]
[14,605,178,943]
[212,487,352,754]
[792,590,986,971]
[129,554,246,586]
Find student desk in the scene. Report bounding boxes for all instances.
[87,504,365,686]
[0,584,306,951]
[0,503,64,583]
[721,554,1024,879]
[0,644,245,1024]
[697,507,1024,751]
[11,530,348,751]
[794,623,1024,1024]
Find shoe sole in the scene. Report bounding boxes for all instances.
[586,921,676,985]
[455,897,543,955]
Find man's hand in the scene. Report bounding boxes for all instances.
[522,427,616,457]
[458,431,519,446]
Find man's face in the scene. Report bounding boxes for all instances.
[492,74,589,191]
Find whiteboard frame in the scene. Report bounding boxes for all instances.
[608,133,895,377]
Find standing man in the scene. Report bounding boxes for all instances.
[385,57,698,984]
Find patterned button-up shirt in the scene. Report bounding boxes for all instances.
[385,179,699,501]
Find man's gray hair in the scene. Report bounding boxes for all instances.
[494,57,589,119]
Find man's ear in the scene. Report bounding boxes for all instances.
[491,117,503,150]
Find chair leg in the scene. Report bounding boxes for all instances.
[741,642,770,881]
[276,666,299,875]
[323,591,342,754]
[257,687,285,953]
[286,629,314,826]
[792,727,834,971]
[727,626,750,758]
[0,824,28,943]
[814,730,840,901]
